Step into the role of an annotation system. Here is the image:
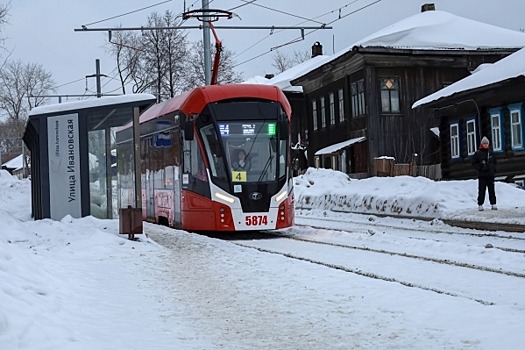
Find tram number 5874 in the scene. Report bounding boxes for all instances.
[245,215,268,226]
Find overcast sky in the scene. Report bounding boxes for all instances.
[4,0,525,102]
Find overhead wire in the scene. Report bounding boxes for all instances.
[233,0,382,68]
[82,0,174,27]
[270,0,381,51]
[232,0,360,63]
[62,0,198,96]
[236,0,325,25]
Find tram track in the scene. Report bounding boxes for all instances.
[264,231,525,278]
[295,213,525,241]
[232,239,496,305]
[294,213,525,259]
[225,221,525,308]
[146,217,525,308]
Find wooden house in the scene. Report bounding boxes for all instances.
[413,47,525,187]
[289,4,525,178]
[1,154,29,179]
[245,49,332,175]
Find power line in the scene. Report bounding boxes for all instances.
[233,0,382,68]
[237,0,326,25]
[272,0,381,50]
[82,0,174,27]
[232,0,361,61]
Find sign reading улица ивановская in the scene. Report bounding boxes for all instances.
[47,114,81,220]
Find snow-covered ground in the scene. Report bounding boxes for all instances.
[1,168,525,349]
[294,168,525,225]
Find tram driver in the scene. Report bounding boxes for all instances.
[232,149,251,171]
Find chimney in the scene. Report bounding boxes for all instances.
[421,3,435,12]
[311,41,323,58]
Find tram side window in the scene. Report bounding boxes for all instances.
[279,139,287,179]
[182,136,211,198]
[160,129,180,189]
[200,124,226,181]
[183,137,204,181]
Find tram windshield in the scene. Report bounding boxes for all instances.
[217,120,286,183]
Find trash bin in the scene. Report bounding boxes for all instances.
[119,206,143,239]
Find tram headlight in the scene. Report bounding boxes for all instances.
[274,190,287,202]
[215,192,235,204]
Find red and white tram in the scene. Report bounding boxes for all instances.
[120,84,294,232]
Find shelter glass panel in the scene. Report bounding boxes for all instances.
[88,128,118,219]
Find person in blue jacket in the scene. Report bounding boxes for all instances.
[472,136,497,211]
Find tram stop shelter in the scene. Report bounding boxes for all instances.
[23,94,156,234]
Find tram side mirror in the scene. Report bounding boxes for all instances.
[183,121,194,141]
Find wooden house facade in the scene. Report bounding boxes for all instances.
[413,48,525,187]
[289,4,525,178]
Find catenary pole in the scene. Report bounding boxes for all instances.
[202,0,211,85]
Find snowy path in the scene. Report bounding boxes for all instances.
[147,221,525,349]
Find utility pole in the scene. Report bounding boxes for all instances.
[85,59,107,98]
[33,60,117,103]
[202,0,211,85]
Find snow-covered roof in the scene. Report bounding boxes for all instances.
[2,154,24,171]
[354,10,525,51]
[292,9,525,84]
[242,75,270,85]
[266,55,332,92]
[315,136,366,156]
[28,94,156,116]
[244,55,331,93]
[413,46,525,108]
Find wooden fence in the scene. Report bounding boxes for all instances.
[374,157,442,180]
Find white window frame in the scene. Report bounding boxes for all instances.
[510,108,523,149]
[466,119,476,155]
[490,113,502,151]
[329,93,335,125]
[450,123,460,159]
[312,100,318,131]
[338,89,344,123]
[320,96,326,128]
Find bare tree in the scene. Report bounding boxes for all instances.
[0,118,25,162]
[107,10,244,101]
[107,11,189,102]
[183,40,243,90]
[106,29,142,95]
[0,60,54,121]
[0,59,54,160]
[271,48,310,73]
[0,2,9,59]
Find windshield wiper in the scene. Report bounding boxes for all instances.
[257,154,274,183]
